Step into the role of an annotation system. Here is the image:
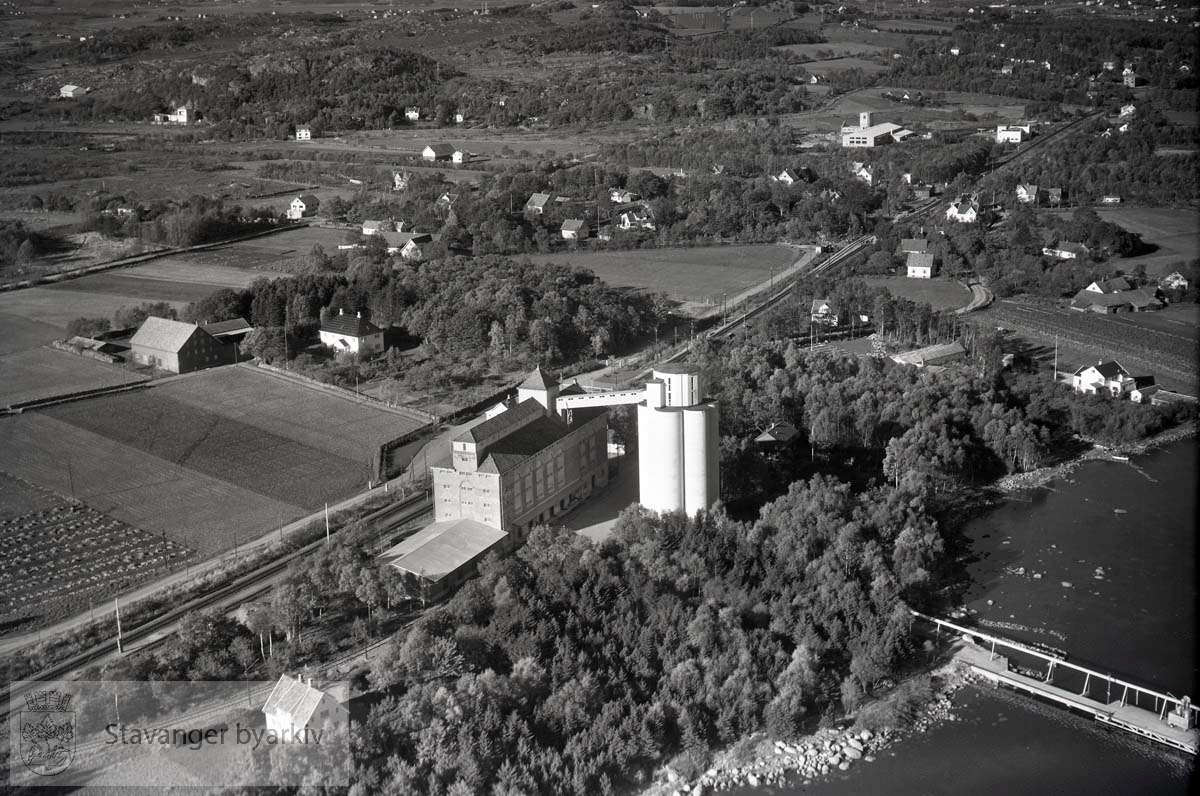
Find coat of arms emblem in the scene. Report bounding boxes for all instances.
[20,689,75,776]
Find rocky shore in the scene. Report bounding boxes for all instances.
[646,668,970,796]
[995,422,1197,493]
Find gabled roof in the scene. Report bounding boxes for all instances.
[263,675,327,726]
[525,192,552,209]
[906,252,935,269]
[424,143,455,156]
[1074,360,1130,379]
[811,298,834,313]
[202,317,252,336]
[362,220,384,231]
[130,316,207,353]
[755,423,800,444]
[520,366,558,391]
[294,194,319,207]
[456,398,547,445]
[478,406,607,475]
[1017,183,1039,195]
[561,219,587,232]
[898,238,929,253]
[321,312,382,337]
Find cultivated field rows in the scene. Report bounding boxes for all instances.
[0,347,147,408]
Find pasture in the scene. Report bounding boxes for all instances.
[0,473,194,632]
[1094,207,1200,275]
[864,276,971,311]
[0,286,189,334]
[0,347,147,409]
[526,245,798,305]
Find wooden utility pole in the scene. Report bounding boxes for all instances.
[115,597,123,654]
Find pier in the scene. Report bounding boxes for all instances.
[913,611,1199,755]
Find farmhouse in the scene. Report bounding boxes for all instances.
[1015,183,1041,204]
[130,317,232,374]
[452,149,469,164]
[319,309,385,355]
[1070,287,1162,313]
[609,188,638,204]
[524,193,553,215]
[152,102,197,125]
[944,199,978,223]
[1085,276,1136,294]
[1072,360,1135,397]
[286,194,320,220]
[59,84,86,99]
[405,107,420,121]
[263,675,347,737]
[422,143,454,162]
[897,238,929,255]
[295,125,312,141]
[906,251,936,278]
[890,341,966,368]
[362,220,385,235]
[381,231,432,260]
[810,299,841,326]
[561,219,589,240]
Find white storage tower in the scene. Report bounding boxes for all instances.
[555,364,719,515]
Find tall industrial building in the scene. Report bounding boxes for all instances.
[556,364,720,515]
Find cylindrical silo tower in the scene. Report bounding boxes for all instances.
[637,365,720,514]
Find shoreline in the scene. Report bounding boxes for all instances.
[994,421,1197,494]
[641,661,972,796]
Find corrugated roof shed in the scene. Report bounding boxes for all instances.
[384,518,508,582]
[130,317,205,353]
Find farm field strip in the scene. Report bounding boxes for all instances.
[121,260,287,287]
[0,414,306,556]
[0,347,148,408]
[863,276,971,311]
[43,391,373,511]
[44,272,228,304]
[0,313,74,355]
[525,245,796,302]
[0,287,189,333]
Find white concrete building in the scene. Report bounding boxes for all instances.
[319,309,384,355]
[842,122,903,148]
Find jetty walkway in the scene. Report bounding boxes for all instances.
[913,611,1199,755]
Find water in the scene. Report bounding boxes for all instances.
[745,440,1198,795]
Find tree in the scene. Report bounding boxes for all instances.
[66,316,111,338]
[242,327,286,364]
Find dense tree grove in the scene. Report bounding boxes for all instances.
[358,485,938,795]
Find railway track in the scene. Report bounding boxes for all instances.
[5,493,432,717]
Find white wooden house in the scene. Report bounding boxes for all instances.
[319,309,384,355]
[944,200,978,223]
[405,107,421,121]
[262,675,347,738]
[561,219,589,240]
[286,194,320,220]
[296,125,312,141]
[1072,360,1135,397]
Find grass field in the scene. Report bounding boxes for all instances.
[803,57,890,77]
[864,276,972,311]
[0,347,147,408]
[0,287,190,334]
[525,245,798,304]
[0,472,194,632]
[1094,207,1200,276]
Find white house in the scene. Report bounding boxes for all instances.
[774,168,801,186]
[152,103,197,125]
[609,188,638,204]
[451,149,469,164]
[1042,242,1089,260]
[850,161,874,185]
[810,299,841,326]
[405,107,421,121]
[286,194,320,220]
[524,193,553,215]
[262,675,347,739]
[996,125,1029,144]
[454,111,466,124]
[59,84,86,99]
[1119,103,1136,119]
[393,171,411,192]
[906,251,936,278]
[618,208,655,230]
[1161,271,1190,291]
[1072,360,1135,397]
[319,309,385,355]
[1015,183,1040,204]
[561,219,589,240]
[422,143,454,161]
[1100,195,1122,205]
[950,46,961,56]
[944,199,978,223]
[296,125,312,141]
[362,220,385,236]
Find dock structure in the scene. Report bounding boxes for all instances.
[912,611,1199,755]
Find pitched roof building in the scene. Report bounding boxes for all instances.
[130,317,231,373]
[262,674,347,737]
[319,309,385,354]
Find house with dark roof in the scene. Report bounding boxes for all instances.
[287,194,320,220]
[263,674,347,737]
[1072,360,1135,397]
[422,143,454,161]
[561,219,589,240]
[200,317,253,349]
[130,316,232,373]
[755,422,800,453]
[319,309,385,354]
[897,238,929,255]
[1085,276,1135,294]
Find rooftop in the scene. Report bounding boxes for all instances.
[891,341,966,367]
[383,518,508,582]
[321,311,382,337]
[130,316,205,353]
[477,406,606,474]
[907,252,935,268]
[263,675,327,725]
[520,366,559,391]
[456,398,546,445]
[201,317,252,336]
[654,363,702,375]
[898,238,929,253]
